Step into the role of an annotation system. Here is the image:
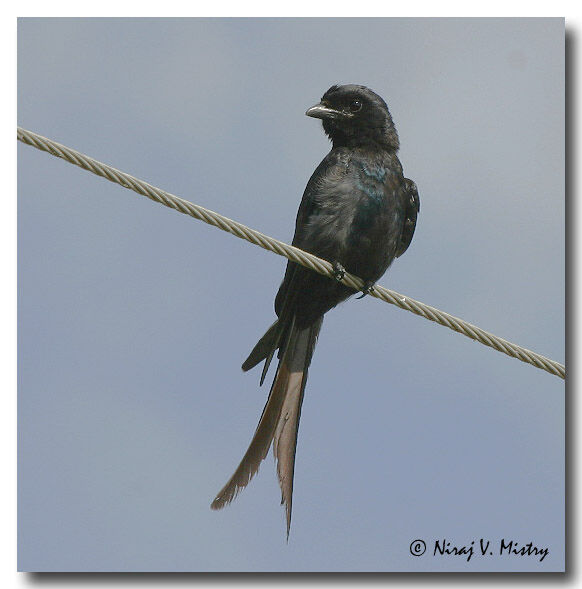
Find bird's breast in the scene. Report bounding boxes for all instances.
[302,153,404,277]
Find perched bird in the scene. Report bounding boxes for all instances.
[211,84,420,536]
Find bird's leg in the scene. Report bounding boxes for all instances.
[332,261,346,282]
[332,262,373,298]
[356,280,375,299]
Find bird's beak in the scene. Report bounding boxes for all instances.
[305,103,341,120]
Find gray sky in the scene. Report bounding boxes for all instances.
[18,18,564,572]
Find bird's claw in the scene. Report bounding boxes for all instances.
[332,261,346,282]
[356,281,375,299]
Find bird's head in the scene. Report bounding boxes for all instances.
[306,84,399,151]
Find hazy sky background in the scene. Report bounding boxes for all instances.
[18,18,564,572]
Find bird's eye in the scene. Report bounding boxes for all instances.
[349,99,363,112]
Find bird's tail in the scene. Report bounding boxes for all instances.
[211,315,322,537]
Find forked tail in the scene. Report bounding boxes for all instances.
[211,315,322,537]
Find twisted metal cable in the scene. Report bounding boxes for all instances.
[17,127,565,380]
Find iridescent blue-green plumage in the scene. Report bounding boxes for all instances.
[212,85,420,536]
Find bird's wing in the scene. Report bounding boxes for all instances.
[396,178,420,258]
[292,149,349,246]
[274,149,349,315]
[241,149,341,378]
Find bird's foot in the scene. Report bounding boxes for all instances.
[332,261,346,282]
[356,281,375,299]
